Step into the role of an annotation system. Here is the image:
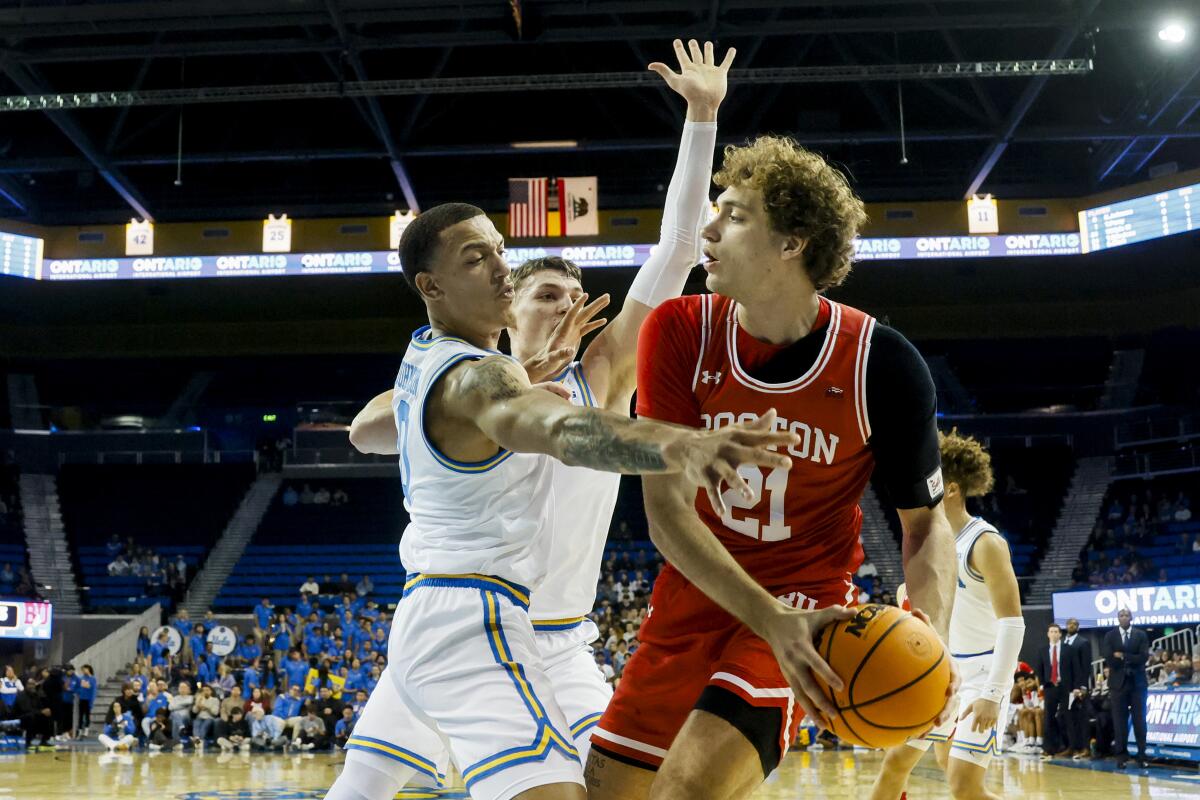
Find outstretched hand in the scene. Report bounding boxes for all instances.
[648,39,736,115]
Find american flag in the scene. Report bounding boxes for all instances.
[508,177,548,237]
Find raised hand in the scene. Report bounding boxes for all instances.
[521,292,610,383]
[667,409,797,516]
[648,39,736,115]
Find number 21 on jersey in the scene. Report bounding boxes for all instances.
[720,464,792,541]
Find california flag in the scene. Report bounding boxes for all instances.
[557,177,598,236]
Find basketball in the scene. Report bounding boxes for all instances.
[813,604,951,749]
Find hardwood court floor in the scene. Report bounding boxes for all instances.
[3,745,1197,799]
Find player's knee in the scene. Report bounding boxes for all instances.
[946,759,986,800]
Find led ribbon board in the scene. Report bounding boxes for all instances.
[15,234,1085,281]
[1052,582,1200,628]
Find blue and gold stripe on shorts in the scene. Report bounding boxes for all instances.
[343,735,446,786]
[531,616,586,632]
[951,730,1000,755]
[462,588,578,789]
[403,573,530,610]
[570,712,604,739]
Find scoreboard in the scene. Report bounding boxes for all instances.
[0,599,53,640]
[0,230,43,279]
[1078,181,1198,253]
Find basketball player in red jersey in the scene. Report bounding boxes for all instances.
[586,137,960,799]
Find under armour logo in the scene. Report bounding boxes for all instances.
[646,605,654,619]
[701,371,723,384]
[826,386,844,397]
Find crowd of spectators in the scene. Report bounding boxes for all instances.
[1073,487,1195,587]
[0,562,39,598]
[105,588,389,753]
[105,535,190,604]
[0,663,97,749]
[280,484,350,508]
[1146,648,1198,688]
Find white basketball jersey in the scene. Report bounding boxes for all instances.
[394,326,556,589]
[529,362,622,622]
[948,516,1001,656]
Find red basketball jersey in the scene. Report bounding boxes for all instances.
[636,293,877,592]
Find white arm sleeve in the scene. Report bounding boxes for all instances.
[626,120,717,308]
[981,616,1026,703]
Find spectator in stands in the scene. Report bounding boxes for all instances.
[281,649,308,690]
[202,610,218,633]
[104,534,123,557]
[149,630,172,669]
[299,484,315,505]
[1173,491,1192,522]
[0,563,14,588]
[99,701,137,752]
[187,625,207,668]
[168,682,195,745]
[219,686,243,722]
[355,574,373,597]
[253,598,274,639]
[333,573,353,595]
[174,554,187,578]
[191,684,220,746]
[272,684,305,740]
[142,681,170,737]
[217,706,251,752]
[299,576,319,596]
[855,557,878,596]
[147,708,175,752]
[282,486,299,507]
[135,626,151,659]
[77,665,96,736]
[331,487,349,506]
[333,705,356,749]
[249,707,288,752]
[107,553,131,577]
[211,663,236,697]
[238,633,263,665]
[0,665,23,709]
[313,486,331,505]
[295,705,329,751]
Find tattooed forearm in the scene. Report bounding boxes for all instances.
[558,410,668,473]
[463,357,525,402]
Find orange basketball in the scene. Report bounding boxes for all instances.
[811,604,950,748]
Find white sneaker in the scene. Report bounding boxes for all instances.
[292,738,302,749]
[148,743,162,752]
[301,742,314,751]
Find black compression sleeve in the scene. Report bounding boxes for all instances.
[864,324,943,509]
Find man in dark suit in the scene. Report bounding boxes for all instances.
[1102,608,1150,768]
[1062,617,1093,758]
[1033,622,1070,757]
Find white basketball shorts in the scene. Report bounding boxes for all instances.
[907,651,1010,767]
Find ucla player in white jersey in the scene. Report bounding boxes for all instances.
[869,431,1025,800]
[324,41,787,800]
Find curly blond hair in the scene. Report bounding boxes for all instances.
[938,429,994,498]
[713,135,867,291]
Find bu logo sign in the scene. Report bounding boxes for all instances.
[701,370,723,384]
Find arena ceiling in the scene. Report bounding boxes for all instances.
[0,0,1198,225]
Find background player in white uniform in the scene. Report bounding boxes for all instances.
[869,431,1025,800]
[333,39,735,797]
[324,43,788,800]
